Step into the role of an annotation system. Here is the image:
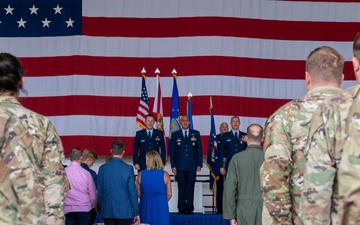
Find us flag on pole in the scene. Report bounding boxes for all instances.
[1,0,359,155]
[136,72,150,129]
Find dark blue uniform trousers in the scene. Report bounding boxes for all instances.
[176,170,196,212]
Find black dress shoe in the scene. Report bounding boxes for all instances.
[188,211,194,215]
[177,210,186,214]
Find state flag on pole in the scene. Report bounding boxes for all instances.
[152,69,164,133]
[152,69,166,157]
[135,69,150,129]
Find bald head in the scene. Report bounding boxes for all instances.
[246,124,263,144]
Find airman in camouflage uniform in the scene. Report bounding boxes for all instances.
[301,32,360,225]
[0,106,39,225]
[261,46,345,225]
[0,52,69,225]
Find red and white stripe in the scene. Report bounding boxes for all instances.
[2,0,359,155]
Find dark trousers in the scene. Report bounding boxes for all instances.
[176,170,196,212]
[216,173,224,213]
[103,218,133,225]
[90,208,97,224]
[65,210,92,225]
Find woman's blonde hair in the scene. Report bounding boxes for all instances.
[146,150,164,170]
[82,149,98,161]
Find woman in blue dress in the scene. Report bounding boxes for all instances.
[136,150,172,225]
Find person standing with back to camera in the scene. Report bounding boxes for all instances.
[81,149,99,224]
[98,139,140,225]
[0,52,69,225]
[136,150,172,225]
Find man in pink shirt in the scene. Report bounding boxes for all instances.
[65,148,97,225]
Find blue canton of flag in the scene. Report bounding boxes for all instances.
[206,98,219,191]
[0,0,82,37]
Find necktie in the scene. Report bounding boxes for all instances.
[185,131,188,139]
[148,131,151,138]
[235,132,238,139]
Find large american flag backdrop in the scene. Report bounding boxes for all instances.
[1,0,359,156]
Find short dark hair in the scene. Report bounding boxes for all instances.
[0,52,26,95]
[145,114,154,120]
[69,148,83,161]
[246,124,263,143]
[111,139,125,155]
[353,32,360,63]
[306,46,344,85]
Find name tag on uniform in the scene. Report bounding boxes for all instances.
[226,139,231,142]
[140,140,145,142]
[176,139,181,145]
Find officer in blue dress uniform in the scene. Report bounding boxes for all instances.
[219,116,247,176]
[215,122,229,214]
[170,115,203,214]
[133,114,166,171]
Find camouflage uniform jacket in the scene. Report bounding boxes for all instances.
[0,96,68,225]
[301,84,360,225]
[261,86,342,225]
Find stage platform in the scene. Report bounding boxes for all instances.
[170,213,230,225]
[95,213,230,225]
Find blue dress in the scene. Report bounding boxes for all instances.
[140,170,169,225]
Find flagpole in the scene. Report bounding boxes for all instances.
[152,68,166,160]
[187,91,193,130]
[169,68,180,178]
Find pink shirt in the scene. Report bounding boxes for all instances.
[65,162,97,214]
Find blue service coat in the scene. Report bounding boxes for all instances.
[133,129,166,170]
[170,129,203,171]
[81,162,97,189]
[97,158,139,219]
[218,131,247,170]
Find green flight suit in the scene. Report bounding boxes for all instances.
[223,144,264,225]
